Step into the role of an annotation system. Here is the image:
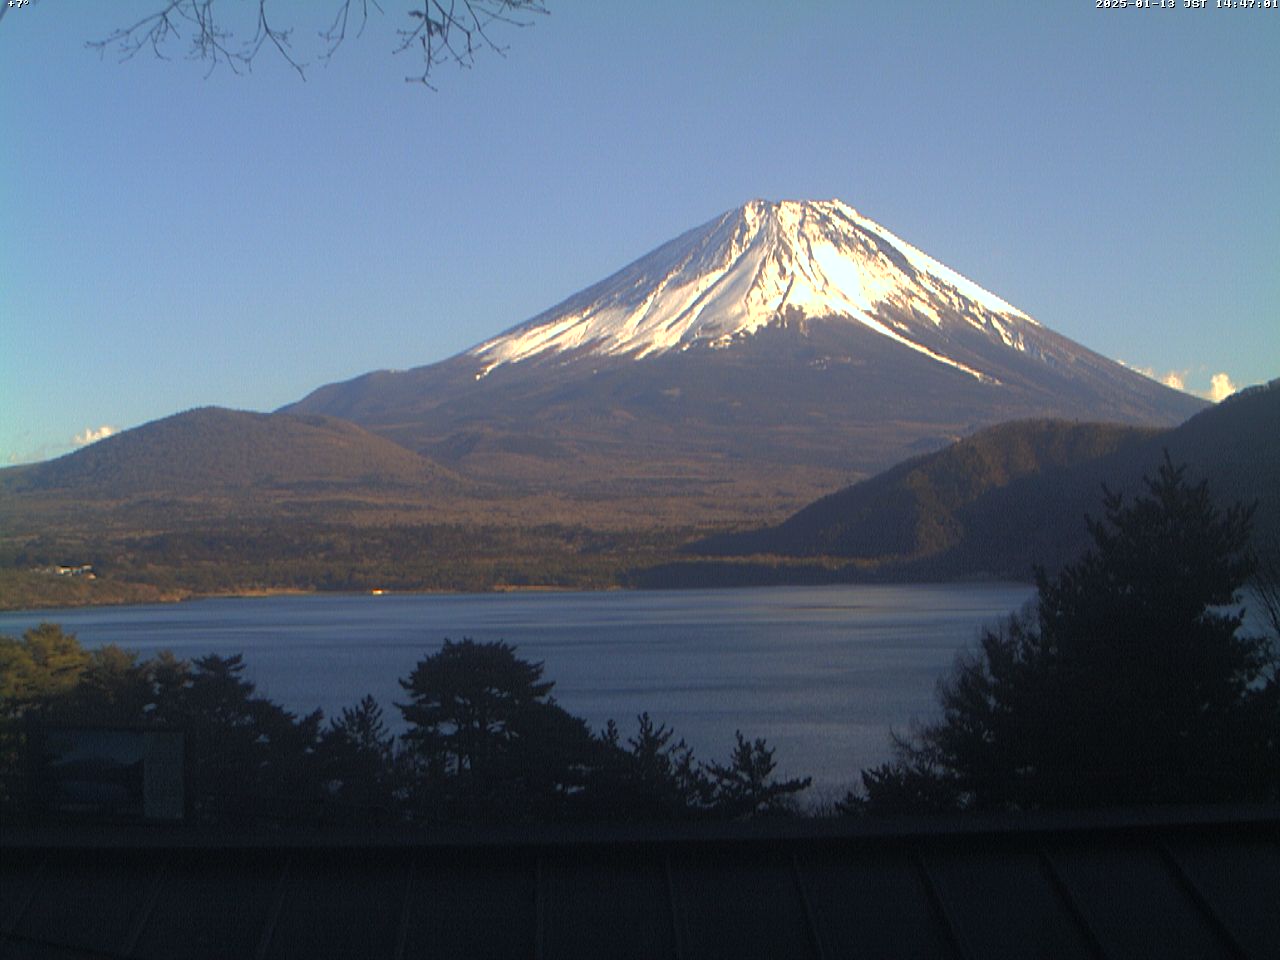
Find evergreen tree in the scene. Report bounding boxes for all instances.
[706,731,811,818]
[317,695,398,817]
[54,645,157,725]
[589,713,712,820]
[1,625,91,807]
[398,639,555,778]
[0,624,90,713]
[397,638,594,820]
[152,653,324,822]
[495,697,599,821]
[857,456,1277,812]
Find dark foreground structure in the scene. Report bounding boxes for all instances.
[2,806,1279,959]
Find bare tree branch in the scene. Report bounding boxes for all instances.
[87,1,250,78]
[320,0,384,64]
[248,0,305,80]
[398,0,547,86]
[85,1,548,86]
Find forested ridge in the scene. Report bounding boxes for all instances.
[2,383,1275,609]
[672,379,1280,585]
[699,420,1157,560]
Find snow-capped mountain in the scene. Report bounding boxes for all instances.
[285,199,1205,523]
[471,199,1031,383]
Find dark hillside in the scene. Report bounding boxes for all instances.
[698,420,1156,561]
[943,378,1280,577]
[1,407,455,497]
[693,378,1280,581]
[1159,379,1280,550]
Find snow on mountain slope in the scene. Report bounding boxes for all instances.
[470,199,1035,381]
[282,196,1205,520]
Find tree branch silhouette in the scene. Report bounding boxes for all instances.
[84,0,548,85]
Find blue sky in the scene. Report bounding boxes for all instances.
[2,1,1276,465]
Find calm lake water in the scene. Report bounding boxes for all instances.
[0,584,1035,795]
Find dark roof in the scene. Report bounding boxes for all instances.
[2,806,1279,959]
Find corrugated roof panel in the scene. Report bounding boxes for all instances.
[923,842,1098,960]
[11,850,157,957]
[264,853,407,960]
[1167,835,1280,959]
[1047,841,1234,959]
[0,849,47,936]
[670,848,816,960]
[3,810,1278,958]
[4,935,116,959]
[132,850,280,960]
[541,849,676,960]
[400,851,537,960]
[799,848,958,960]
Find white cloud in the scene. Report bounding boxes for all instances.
[73,425,119,447]
[1123,362,1189,392]
[3,424,123,464]
[1207,372,1237,403]
[1121,361,1241,403]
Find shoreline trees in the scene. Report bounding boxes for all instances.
[0,629,810,826]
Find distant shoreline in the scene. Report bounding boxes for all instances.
[0,569,1033,617]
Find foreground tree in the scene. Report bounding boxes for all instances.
[705,731,812,818]
[2,626,816,823]
[0,633,330,822]
[856,457,1278,813]
[73,1,548,86]
[399,638,555,776]
[399,641,814,822]
[0,624,91,806]
[397,638,599,819]
[1253,549,1280,646]
[0,624,90,713]
[316,694,402,817]
[590,714,711,820]
[151,653,325,822]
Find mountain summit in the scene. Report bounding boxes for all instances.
[472,199,1032,382]
[286,199,1205,523]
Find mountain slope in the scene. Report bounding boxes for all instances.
[0,408,468,537]
[3,407,453,496]
[468,199,1035,375]
[286,199,1205,522]
[698,420,1159,560]
[694,378,1280,579]
[947,376,1280,575]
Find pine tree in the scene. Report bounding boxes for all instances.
[706,731,811,818]
[398,639,555,778]
[858,456,1277,812]
[396,638,597,820]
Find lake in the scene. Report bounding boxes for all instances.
[0,584,1035,796]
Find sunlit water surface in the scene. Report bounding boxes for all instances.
[0,584,1035,796]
